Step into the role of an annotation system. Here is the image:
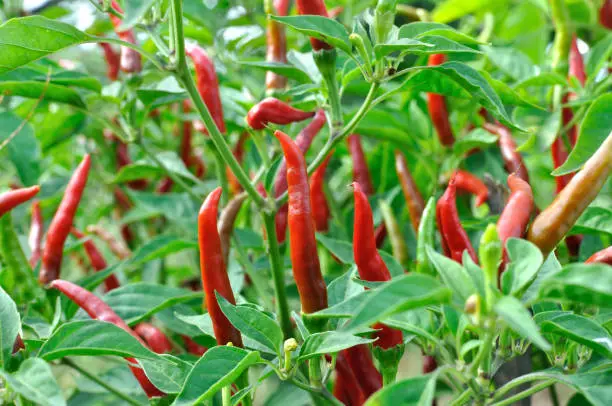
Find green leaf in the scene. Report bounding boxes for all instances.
[0,112,41,186]
[139,354,192,394]
[307,290,372,320]
[539,263,612,307]
[484,46,537,81]
[119,0,156,30]
[514,72,567,89]
[0,16,93,74]
[453,128,498,156]
[272,15,351,54]
[553,93,612,175]
[172,346,260,406]
[523,253,562,304]
[376,35,481,59]
[365,373,443,406]
[398,22,481,45]
[432,0,490,23]
[481,71,544,110]
[239,61,311,83]
[538,313,612,357]
[0,358,66,406]
[217,294,283,355]
[494,296,551,351]
[569,206,612,236]
[136,89,187,111]
[298,332,374,360]
[127,235,198,267]
[0,67,101,92]
[315,234,354,263]
[113,151,200,184]
[0,286,20,368]
[501,238,544,297]
[585,33,612,80]
[38,320,158,361]
[373,38,433,58]
[426,246,476,306]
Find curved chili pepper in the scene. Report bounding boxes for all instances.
[0,186,40,217]
[29,201,43,267]
[342,345,382,397]
[436,176,478,264]
[347,134,374,195]
[186,45,226,134]
[227,133,248,195]
[483,122,530,183]
[182,336,207,356]
[134,323,173,354]
[295,0,332,51]
[585,246,612,265]
[334,353,366,406]
[274,109,327,242]
[71,227,120,292]
[266,0,288,90]
[247,98,316,130]
[394,151,424,232]
[427,54,454,146]
[108,1,142,73]
[275,130,328,314]
[528,135,612,254]
[218,192,247,266]
[98,42,120,81]
[50,279,164,397]
[39,155,91,285]
[601,0,612,28]
[309,154,332,233]
[452,170,489,207]
[199,188,243,346]
[86,225,131,260]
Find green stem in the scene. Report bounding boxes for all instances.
[549,384,560,406]
[492,374,556,401]
[62,358,142,406]
[262,212,293,339]
[549,0,572,73]
[490,380,555,406]
[309,356,323,389]
[210,145,229,204]
[289,378,344,406]
[469,329,494,377]
[450,388,473,406]
[222,384,231,406]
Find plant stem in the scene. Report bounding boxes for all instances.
[492,373,556,401]
[289,378,344,406]
[62,358,142,406]
[549,384,560,406]
[490,380,555,406]
[450,388,473,406]
[222,384,231,406]
[262,212,293,339]
[469,329,494,377]
[210,145,229,203]
[309,356,323,389]
[549,0,571,73]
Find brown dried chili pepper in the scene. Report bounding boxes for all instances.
[98,42,120,81]
[218,192,247,266]
[585,246,612,265]
[333,353,366,406]
[39,155,91,285]
[70,227,120,292]
[309,154,332,233]
[394,151,425,232]
[528,135,612,255]
[29,201,44,267]
[427,54,455,146]
[0,185,40,217]
[452,170,489,207]
[134,323,173,354]
[108,1,142,73]
[186,44,226,134]
[86,225,131,260]
[199,188,243,346]
[275,130,328,314]
[295,0,332,51]
[50,279,164,397]
[436,175,478,264]
[342,345,382,397]
[274,109,327,243]
[347,134,374,195]
[265,0,289,90]
[352,182,403,349]
[247,97,316,130]
[483,122,530,184]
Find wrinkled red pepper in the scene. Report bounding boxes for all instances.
[347,134,374,195]
[227,133,248,195]
[98,42,120,81]
[342,345,382,397]
[483,122,530,183]
[0,186,40,217]
[70,227,120,292]
[309,154,332,233]
[266,0,289,90]
[427,54,455,146]
[247,98,316,130]
[295,0,332,51]
[134,323,173,354]
[395,151,425,232]
[452,170,489,207]
[334,353,366,406]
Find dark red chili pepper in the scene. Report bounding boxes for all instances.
[274,109,327,243]
[50,279,164,397]
[112,187,134,245]
[12,335,24,354]
[186,45,226,134]
[70,227,120,292]
[334,353,366,406]
[218,193,247,266]
[347,134,374,195]
[182,336,207,356]
[436,176,478,264]
[266,0,288,90]
[247,98,316,130]
[569,36,586,87]
[295,0,332,51]
[551,135,572,193]
[395,151,424,232]
[342,345,382,397]
[452,170,489,207]
[0,186,40,217]
[29,201,44,267]
[39,155,91,285]
[309,154,332,233]
[427,54,455,146]
[483,122,530,183]
[601,0,612,28]
[116,141,148,190]
[275,130,328,314]
[199,188,243,346]
[423,355,437,373]
[227,133,248,195]
[108,1,142,73]
[98,42,120,81]
[134,323,173,354]
[180,101,194,166]
[585,246,612,265]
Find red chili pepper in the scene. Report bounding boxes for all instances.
[395,151,425,233]
[347,134,374,195]
[227,133,248,195]
[199,188,243,346]
[452,170,489,207]
[601,0,612,28]
[180,100,195,167]
[134,323,173,354]
[108,1,142,73]
[569,36,586,87]
[182,336,208,356]
[328,6,344,18]
[423,355,437,373]
[12,335,24,354]
[70,227,120,292]
[39,155,91,285]
[29,201,44,267]
[275,130,328,314]
[295,0,332,51]
[585,246,612,265]
[483,122,530,184]
[436,176,478,264]
[50,279,164,397]
[333,353,366,406]
[98,42,120,81]
[266,0,288,90]
[274,109,327,243]
[427,54,455,146]
[342,345,382,397]
[247,98,316,130]
[186,45,226,134]
[0,186,40,217]
[309,154,332,233]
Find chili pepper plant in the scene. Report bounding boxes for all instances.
[0,0,611,405]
